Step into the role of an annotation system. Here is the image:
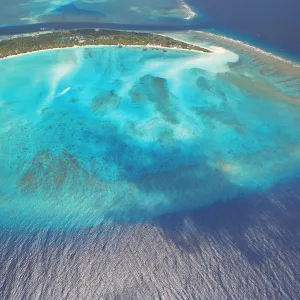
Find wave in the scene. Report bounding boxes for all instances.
[57,87,71,98]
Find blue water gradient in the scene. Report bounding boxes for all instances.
[0,0,299,59]
[1,178,300,299]
[0,0,199,26]
[1,44,300,229]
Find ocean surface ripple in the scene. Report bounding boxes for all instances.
[0,33,300,299]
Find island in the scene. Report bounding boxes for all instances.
[0,28,211,59]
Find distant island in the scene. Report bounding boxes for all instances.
[0,29,211,59]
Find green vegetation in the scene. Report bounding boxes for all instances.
[0,29,211,59]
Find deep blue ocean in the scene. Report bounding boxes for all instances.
[190,0,300,60]
[0,0,300,60]
[0,1,300,299]
[0,0,300,61]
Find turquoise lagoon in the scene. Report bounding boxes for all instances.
[1,44,300,228]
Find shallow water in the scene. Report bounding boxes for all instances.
[1,44,300,229]
[1,32,300,299]
[1,0,299,60]
[0,0,197,27]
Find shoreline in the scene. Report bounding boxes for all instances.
[197,31,300,68]
[161,31,300,68]
[0,43,212,61]
[1,30,298,70]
